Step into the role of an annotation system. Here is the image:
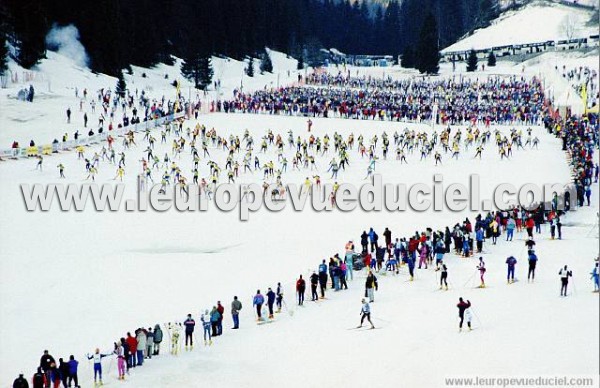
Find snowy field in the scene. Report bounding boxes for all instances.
[1,13,599,388]
[442,1,598,53]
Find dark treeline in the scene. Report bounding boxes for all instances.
[0,0,499,77]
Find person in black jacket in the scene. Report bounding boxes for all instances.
[360,231,368,253]
[58,358,70,388]
[365,271,378,302]
[266,288,276,319]
[310,271,319,301]
[39,350,55,388]
[12,374,28,388]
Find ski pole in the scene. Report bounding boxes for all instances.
[463,270,477,288]
[471,307,483,327]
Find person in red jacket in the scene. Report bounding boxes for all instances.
[457,297,472,331]
[525,217,535,238]
[216,302,225,336]
[296,275,306,305]
[126,332,138,368]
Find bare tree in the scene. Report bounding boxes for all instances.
[560,14,581,41]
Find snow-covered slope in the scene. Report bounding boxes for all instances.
[442,1,598,53]
[0,49,300,147]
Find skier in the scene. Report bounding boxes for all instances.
[506,255,517,284]
[357,299,375,329]
[135,329,146,365]
[457,297,472,332]
[86,348,110,386]
[436,263,448,290]
[266,288,276,319]
[200,310,212,346]
[253,290,265,320]
[365,271,378,302]
[296,275,306,305]
[591,262,599,292]
[477,257,486,288]
[527,251,538,282]
[183,314,196,349]
[231,296,242,329]
[275,284,284,313]
[559,265,572,296]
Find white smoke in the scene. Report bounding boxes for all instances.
[45,24,90,68]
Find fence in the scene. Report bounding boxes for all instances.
[1,111,186,160]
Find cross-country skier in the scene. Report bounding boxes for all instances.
[86,348,110,386]
[67,355,79,387]
[527,251,538,282]
[318,260,328,298]
[253,290,265,320]
[357,299,375,329]
[266,288,276,319]
[559,265,572,296]
[457,297,472,332]
[477,257,486,288]
[506,256,517,284]
[39,350,55,387]
[436,263,448,290]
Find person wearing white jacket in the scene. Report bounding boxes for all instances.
[135,329,147,366]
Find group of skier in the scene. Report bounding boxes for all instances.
[221,73,546,126]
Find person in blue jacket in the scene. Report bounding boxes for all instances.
[266,288,276,319]
[253,290,265,320]
[506,256,517,284]
[475,227,485,253]
[368,228,378,252]
[68,355,79,388]
[527,251,538,282]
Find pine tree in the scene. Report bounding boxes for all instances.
[466,49,478,72]
[246,57,254,77]
[401,47,415,69]
[198,56,213,90]
[487,51,496,67]
[0,30,8,76]
[181,52,213,90]
[297,53,304,70]
[415,11,439,74]
[115,71,127,97]
[260,50,273,74]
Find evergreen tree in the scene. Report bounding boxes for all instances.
[115,71,127,97]
[246,57,254,77]
[198,56,213,90]
[401,47,415,69]
[415,12,439,74]
[487,51,496,67]
[181,52,213,90]
[260,50,273,74]
[466,49,478,72]
[297,54,304,70]
[5,0,48,68]
[0,30,8,76]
